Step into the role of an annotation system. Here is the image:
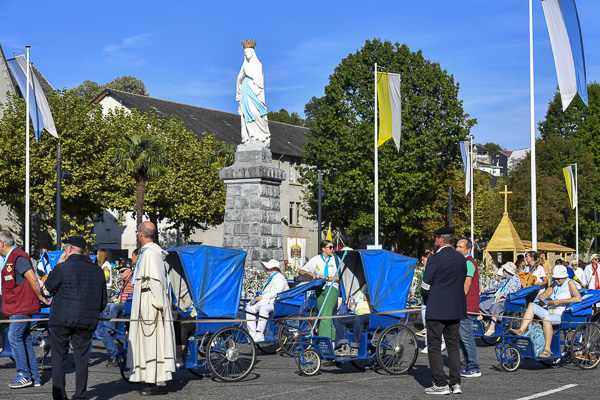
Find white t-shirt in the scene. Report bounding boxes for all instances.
[101,260,113,289]
[531,265,547,285]
[584,264,600,289]
[301,254,339,290]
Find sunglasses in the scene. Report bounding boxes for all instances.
[325,246,334,249]
[119,269,129,273]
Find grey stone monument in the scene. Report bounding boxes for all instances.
[220,143,285,268]
[220,40,285,267]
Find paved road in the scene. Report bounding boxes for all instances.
[0,323,594,399]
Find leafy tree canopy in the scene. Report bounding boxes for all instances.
[299,39,475,253]
[482,142,505,153]
[69,76,149,104]
[267,108,305,126]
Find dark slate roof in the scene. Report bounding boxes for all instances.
[93,89,308,158]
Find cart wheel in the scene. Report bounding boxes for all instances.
[500,345,521,372]
[298,348,321,376]
[376,325,418,375]
[278,313,315,356]
[30,322,51,364]
[481,319,500,345]
[207,326,256,382]
[116,352,134,384]
[570,323,600,370]
[508,310,525,332]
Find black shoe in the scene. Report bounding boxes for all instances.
[139,384,167,396]
[106,358,118,367]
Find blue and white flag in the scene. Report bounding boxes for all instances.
[6,55,58,141]
[459,141,471,195]
[541,0,587,111]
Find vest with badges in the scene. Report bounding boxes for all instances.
[2,248,40,316]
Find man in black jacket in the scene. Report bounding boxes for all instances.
[45,236,107,400]
[421,227,467,395]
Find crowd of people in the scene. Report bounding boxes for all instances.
[0,222,175,399]
[0,226,597,397]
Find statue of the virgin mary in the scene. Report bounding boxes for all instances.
[236,40,270,146]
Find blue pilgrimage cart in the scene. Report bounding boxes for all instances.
[162,245,254,382]
[496,290,600,371]
[295,249,419,376]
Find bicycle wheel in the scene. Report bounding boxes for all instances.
[30,322,51,364]
[207,326,256,382]
[499,345,521,372]
[277,314,315,357]
[571,323,600,370]
[297,348,321,376]
[376,325,418,375]
[481,319,500,345]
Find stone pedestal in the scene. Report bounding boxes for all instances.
[219,143,286,268]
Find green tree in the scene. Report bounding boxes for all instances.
[0,90,128,242]
[482,142,505,154]
[110,117,167,243]
[267,108,305,126]
[70,76,148,104]
[299,39,476,252]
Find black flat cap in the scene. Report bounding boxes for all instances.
[434,227,455,235]
[62,236,87,249]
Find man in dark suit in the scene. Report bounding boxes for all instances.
[421,227,467,395]
[45,236,107,400]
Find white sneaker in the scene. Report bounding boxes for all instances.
[416,329,427,338]
[421,346,428,354]
[451,384,462,394]
[253,332,265,343]
[424,385,451,395]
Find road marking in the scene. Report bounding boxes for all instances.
[514,384,578,400]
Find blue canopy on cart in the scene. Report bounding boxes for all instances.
[167,245,247,319]
[277,279,326,301]
[336,250,417,317]
[568,290,600,316]
[38,250,96,274]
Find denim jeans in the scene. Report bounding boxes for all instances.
[8,314,40,381]
[90,320,118,360]
[458,315,480,372]
[104,302,125,331]
[333,314,370,349]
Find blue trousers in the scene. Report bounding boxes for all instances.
[459,316,480,372]
[8,314,40,382]
[333,314,370,349]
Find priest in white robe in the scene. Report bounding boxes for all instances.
[127,221,176,396]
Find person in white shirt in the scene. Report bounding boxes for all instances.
[509,265,581,358]
[526,251,548,287]
[246,259,289,342]
[583,254,600,291]
[567,259,586,289]
[298,240,340,340]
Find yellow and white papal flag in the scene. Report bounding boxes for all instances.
[377,72,401,150]
[563,165,577,209]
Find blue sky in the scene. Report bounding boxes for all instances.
[2,0,599,150]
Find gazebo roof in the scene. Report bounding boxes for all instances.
[485,212,527,252]
[521,241,575,253]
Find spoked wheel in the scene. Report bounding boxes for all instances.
[116,351,134,384]
[570,323,600,369]
[30,322,51,364]
[376,325,418,375]
[278,313,315,356]
[297,348,321,376]
[481,319,500,345]
[499,345,521,372]
[507,310,525,332]
[207,326,256,382]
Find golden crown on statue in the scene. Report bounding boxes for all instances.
[241,39,257,49]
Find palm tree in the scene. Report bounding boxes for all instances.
[111,133,167,245]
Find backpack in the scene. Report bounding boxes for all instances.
[525,323,545,357]
[517,272,537,288]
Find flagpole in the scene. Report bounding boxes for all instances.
[25,46,31,255]
[374,63,379,248]
[529,0,537,252]
[470,135,474,247]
